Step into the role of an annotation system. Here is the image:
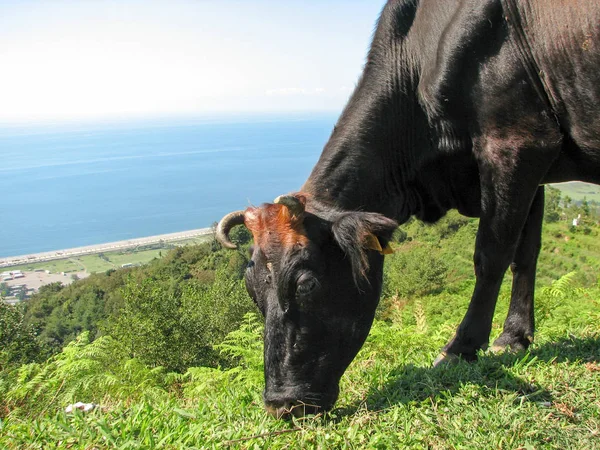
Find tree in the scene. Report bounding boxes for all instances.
[544,185,562,223]
[0,282,9,297]
[0,302,44,368]
[229,226,252,246]
[110,268,253,372]
[383,245,448,298]
[581,196,590,217]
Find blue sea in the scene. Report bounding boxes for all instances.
[0,113,337,257]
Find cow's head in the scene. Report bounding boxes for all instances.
[216,193,397,418]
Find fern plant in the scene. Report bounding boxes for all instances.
[215,312,263,372]
[541,271,583,300]
[174,313,264,408]
[537,271,588,331]
[4,332,172,417]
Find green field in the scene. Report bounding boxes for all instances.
[3,235,211,275]
[553,181,600,203]
[1,285,599,449]
[4,248,166,274]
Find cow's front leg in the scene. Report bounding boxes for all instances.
[434,140,555,365]
[491,187,544,352]
[435,218,518,362]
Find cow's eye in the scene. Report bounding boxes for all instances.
[296,274,318,297]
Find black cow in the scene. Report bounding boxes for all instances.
[217,0,600,418]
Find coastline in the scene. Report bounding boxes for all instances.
[0,228,213,269]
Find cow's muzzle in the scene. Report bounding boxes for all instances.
[263,387,339,419]
[264,400,324,419]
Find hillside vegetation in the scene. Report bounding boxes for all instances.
[1,186,600,448]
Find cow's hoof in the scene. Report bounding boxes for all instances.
[489,344,508,354]
[491,334,533,353]
[432,351,460,367]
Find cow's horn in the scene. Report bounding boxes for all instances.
[216,210,246,249]
[274,195,305,216]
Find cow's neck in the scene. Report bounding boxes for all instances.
[302,42,431,223]
[301,1,481,223]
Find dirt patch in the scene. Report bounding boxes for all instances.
[3,270,89,292]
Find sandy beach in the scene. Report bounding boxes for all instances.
[0,228,213,269]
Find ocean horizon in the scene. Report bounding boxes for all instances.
[0,112,337,258]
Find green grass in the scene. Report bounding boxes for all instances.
[3,236,212,274]
[4,250,159,274]
[538,222,600,286]
[2,215,599,448]
[8,258,85,274]
[2,279,599,449]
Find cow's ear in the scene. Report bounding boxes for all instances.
[332,212,397,283]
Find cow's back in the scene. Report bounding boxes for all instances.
[513,0,600,150]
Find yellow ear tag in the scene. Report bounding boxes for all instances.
[364,233,394,255]
[381,244,394,255]
[364,233,382,252]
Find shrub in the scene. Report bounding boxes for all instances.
[0,302,45,369]
[110,268,253,372]
[383,244,448,299]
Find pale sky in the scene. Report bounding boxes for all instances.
[0,1,383,124]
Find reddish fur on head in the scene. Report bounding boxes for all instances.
[244,195,309,254]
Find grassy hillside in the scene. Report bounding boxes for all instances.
[1,283,598,449]
[2,207,600,448]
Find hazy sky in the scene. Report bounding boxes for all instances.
[0,1,384,123]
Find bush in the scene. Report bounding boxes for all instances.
[0,302,45,369]
[383,244,448,299]
[110,268,253,372]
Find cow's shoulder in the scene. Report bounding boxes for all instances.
[414,1,504,150]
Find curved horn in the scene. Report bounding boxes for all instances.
[274,194,305,217]
[216,210,246,249]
